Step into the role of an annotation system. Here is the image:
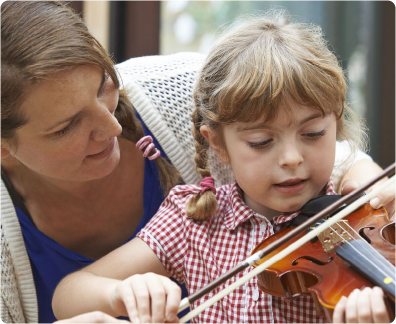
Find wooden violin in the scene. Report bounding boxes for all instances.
[251,202,395,322]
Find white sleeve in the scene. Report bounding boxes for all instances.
[331,140,373,190]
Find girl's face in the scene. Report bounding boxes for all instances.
[208,101,337,218]
[2,65,123,182]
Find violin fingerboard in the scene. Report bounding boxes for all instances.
[336,239,395,298]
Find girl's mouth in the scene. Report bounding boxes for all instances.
[274,179,307,194]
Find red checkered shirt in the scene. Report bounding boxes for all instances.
[137,180,336,323]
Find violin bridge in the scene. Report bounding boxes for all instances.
[317,221,353,253]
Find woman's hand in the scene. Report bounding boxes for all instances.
[110,273,181,323]
[54,311,129,323]
[333,287,390,323]
[341,179,395,220]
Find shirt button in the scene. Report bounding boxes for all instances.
[252,287,260,301]
[260,222,267,234]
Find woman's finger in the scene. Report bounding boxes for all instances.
[54,311,129,323]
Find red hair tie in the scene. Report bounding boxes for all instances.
[200,177,216,194]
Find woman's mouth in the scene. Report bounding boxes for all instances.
[86,138,116,160]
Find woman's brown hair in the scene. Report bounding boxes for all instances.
[1,1,179,194]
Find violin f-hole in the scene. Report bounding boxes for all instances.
[382,223,395,245]
[292,256,333,266]
[359,226,375,244]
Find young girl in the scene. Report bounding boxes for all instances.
[52,11,393,323]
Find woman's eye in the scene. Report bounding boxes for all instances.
[54,119,77,137]
[304,130,326,139]
[98,73,110,97]
[247,138,273,149]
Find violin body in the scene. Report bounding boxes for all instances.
[251,203,395,321]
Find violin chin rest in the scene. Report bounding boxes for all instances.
[300,193,366,217]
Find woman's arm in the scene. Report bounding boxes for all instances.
[52,238,180,323]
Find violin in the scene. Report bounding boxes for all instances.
[251,202,395,322]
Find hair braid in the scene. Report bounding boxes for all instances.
[116,90,180,195]
[185,108,217,221]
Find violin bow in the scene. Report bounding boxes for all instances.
[178,162,396,323]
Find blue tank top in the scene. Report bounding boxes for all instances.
[4,118,188,323]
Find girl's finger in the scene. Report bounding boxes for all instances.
[345,289,359,323]
[340,179,360,195]
[370,287,390,323]
[356,287,372,323]
[145,274,167,323]
[128,275,153,323]
[161,277,181,323]
[118,283,140,323]
[333,296,347,323]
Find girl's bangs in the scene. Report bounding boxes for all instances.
[215,44,345,125]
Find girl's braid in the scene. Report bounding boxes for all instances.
[186,108,217,221]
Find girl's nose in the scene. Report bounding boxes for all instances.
[91,110,122,142]
[278,142,304,168]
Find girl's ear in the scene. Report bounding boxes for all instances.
[200,125,230,164]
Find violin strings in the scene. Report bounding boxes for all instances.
[331,222,395,273]
[327,224,395,282]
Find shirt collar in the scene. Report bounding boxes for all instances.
[223,179,337,231]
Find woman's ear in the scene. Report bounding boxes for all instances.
[1,140,11,159]
[200,125,230,164]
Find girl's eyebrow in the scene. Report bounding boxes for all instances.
[236,112,323,132]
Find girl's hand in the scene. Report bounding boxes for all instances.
[341,179,395,220]
[110,273,181,323]
[54,311,129,323]
[333,287,390,323]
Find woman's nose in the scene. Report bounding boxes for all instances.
[278,142,304,168]
[91,110,122,142]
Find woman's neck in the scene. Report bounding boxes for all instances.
[2,138,146,259]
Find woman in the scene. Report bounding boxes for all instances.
[1,1,392,323]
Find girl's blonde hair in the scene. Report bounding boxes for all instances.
[187,9,368,220]
[1,1,179,194]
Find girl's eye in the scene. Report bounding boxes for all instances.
[304,130,326,139]
[54,119,78,137]
[247,138,273,149]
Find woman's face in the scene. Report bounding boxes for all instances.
[3,65,123,182]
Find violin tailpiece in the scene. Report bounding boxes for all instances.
[317,220,353,252]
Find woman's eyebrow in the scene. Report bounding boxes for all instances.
[44,111,82,132]
[97,70,107,96]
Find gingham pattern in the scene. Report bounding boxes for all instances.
[137,180,336,323]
